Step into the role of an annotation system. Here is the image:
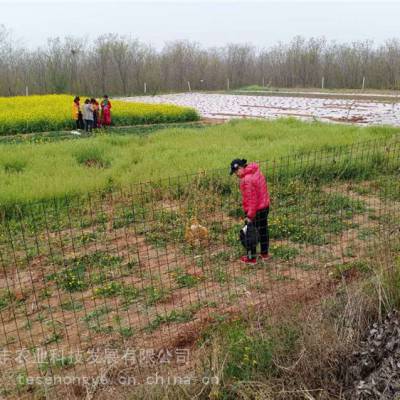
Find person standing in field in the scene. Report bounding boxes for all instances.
[100,95,112,126]
[91,98,100,129]
[230,158,270,264]
[72,96,83,130]
[82,98,94,133]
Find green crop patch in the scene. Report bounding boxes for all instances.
[0,119,398,205]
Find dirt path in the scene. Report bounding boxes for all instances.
[0,118,225,143]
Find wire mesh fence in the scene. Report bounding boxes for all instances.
[0,137,399,398]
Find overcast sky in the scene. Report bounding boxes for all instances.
[1,1,399,49]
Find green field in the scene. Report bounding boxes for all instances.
[0,118,398,205]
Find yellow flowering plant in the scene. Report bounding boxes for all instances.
[0,94,199,134]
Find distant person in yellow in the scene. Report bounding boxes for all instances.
[72,96,84,130]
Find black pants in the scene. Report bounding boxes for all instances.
[76,113,84,130]
[84,119,93,132]
[249,207,269,258]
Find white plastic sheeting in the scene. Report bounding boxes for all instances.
[120,93,400,126]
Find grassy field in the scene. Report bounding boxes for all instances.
[0,118,399,205]
[0,94,199,134]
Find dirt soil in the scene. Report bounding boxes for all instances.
[0,180,399,399]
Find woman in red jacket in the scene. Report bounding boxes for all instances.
[230,158,270,264]
[100,94,112,126]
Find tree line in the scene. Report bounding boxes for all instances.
[1,25,400,97]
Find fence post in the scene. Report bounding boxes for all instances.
[271,159,277,186]
[321,76,325,89]
[262,77,265,87]
[144,82,147,94]
[227,78,230,91]
[362,76,365,90]
[25,86,29,96]
[187,81,191,92]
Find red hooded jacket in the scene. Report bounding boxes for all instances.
[239,163,270,220]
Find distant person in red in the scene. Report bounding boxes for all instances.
[230,158,270,264]
[100,95,112,126]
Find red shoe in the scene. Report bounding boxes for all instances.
[260,253,271,261]
[240,256,257,265]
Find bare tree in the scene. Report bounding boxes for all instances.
[1,28,400,96]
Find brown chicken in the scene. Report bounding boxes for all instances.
[185,217,209,246]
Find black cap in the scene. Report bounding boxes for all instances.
[230,158,247,175]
